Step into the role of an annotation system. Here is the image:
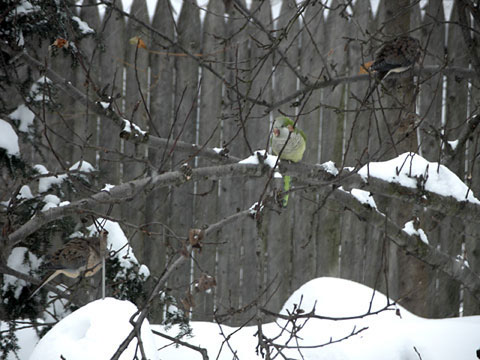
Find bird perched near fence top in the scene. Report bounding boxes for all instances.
[29,230,108,299]
[361,36,421,101]
[271,116,306,207]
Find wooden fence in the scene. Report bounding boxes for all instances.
[19,0,480,325]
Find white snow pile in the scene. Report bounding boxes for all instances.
[358,152,480,204]
[101,183,116,192]
[29,298,159,360]
[4,277,480,359]
[3,247,41,298]
[34,161,95,193]
[18,185,34,200]
[403,220,429,244]
[122,119,147,136]
[0,119,20,156]
[239,150,279,168]
[351,188,377,209]
[154,277,480,360]
[9,104,35,132]
[320,160,339,176]
[41,194,70,212]
[8,76,53,133]
[71,16,95,35]
[13,0,40,15]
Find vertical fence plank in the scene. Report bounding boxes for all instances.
[192,0,226,321]
[168,0,201,315]
[215,0,250,325]
[419,0,445,163]
[262,0,299,315]
[74,0,100,165]
[291,1,324,294]
[98,1,125,186]
[314,1,351,281]
[122,0,150,268]
[340,0,372,284]
[239,0,273,323]
[145,0,176,323]
[48,4,78,169]
[435,1,470,317]
[418,0,446,318]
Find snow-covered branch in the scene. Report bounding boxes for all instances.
[330,187,480,301]
[4,163,265,250]
[279,158,480,224]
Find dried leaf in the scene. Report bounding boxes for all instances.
[129,36,147,49]
[52,38,68,49]
[188,228,204,250]
[359,60,374,74]
[195,273,216,293]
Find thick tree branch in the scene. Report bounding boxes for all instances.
[330,187,480,301]
[279,162,480,223]
[3,163,266,250]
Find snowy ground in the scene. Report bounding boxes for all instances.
[4,276,480,360]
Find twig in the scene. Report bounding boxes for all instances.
[152,330,209,360]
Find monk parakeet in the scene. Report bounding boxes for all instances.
[271,116,306,207]
[363,36,421,101]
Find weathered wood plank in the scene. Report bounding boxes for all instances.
[291,0,325,294]
[238,0,273,324]
[192,0,226,321]
[215,0,250,326]
[340,0,372,284]
[121,0,150,275]
[313,0,352,281]
[417,0,447,318]
[262,0,300,316]
[48,3,79,169]
[145,0,176,323]
[98,0,125,185]
[168,0,201,317]
[432,0,470,317]
[418,0,444,162]
[74,0,100,165]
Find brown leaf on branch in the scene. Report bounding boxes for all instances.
[359,60,374,74]
[129,36,147,49]
[195,273,216,293]
[52,38,69,49]
[188,228,204,251]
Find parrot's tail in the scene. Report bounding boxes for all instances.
[283,175,291,207]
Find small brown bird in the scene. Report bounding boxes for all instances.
[29,230,108,299]
[362,36,421,100]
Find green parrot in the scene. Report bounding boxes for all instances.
[271,116,306,207]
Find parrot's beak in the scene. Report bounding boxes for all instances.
[273,128,280,137]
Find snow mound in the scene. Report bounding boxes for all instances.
[0,119,20,156]
[155,277,480,360]
[29,298,159,360]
